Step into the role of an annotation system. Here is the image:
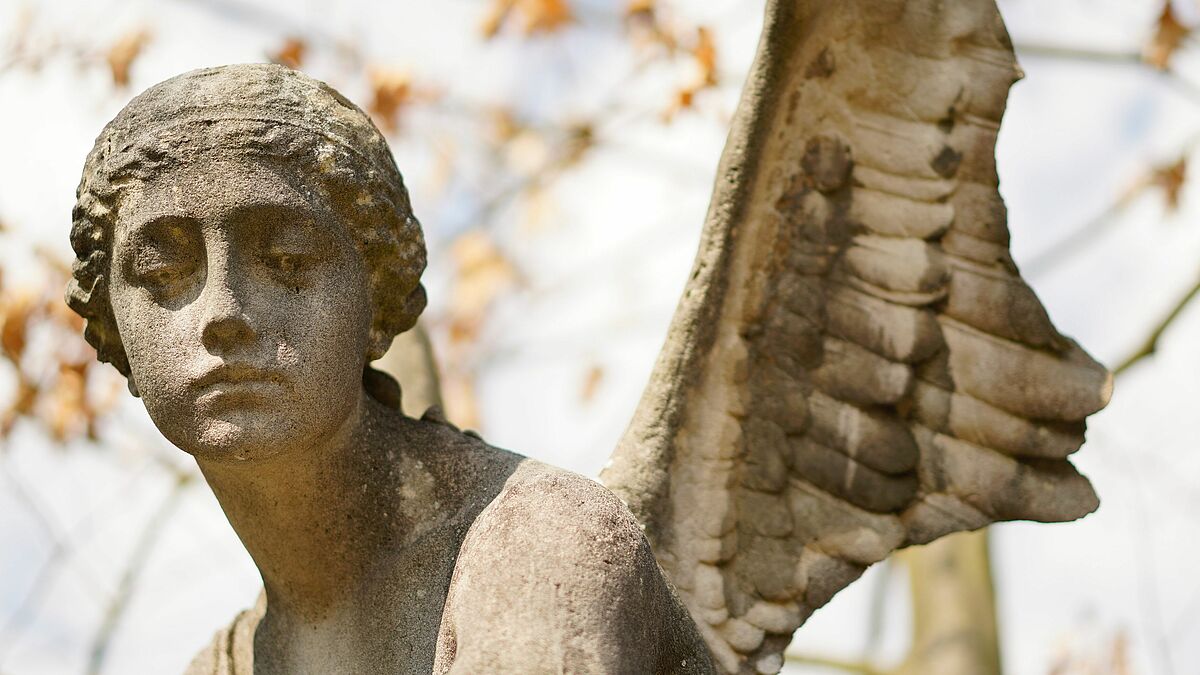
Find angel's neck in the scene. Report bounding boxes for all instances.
[195,395,406,621]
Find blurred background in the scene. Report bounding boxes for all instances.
[0,0,1198,673]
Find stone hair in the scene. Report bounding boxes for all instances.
[67,64,427,377]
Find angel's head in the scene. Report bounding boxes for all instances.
[66,64,426,461]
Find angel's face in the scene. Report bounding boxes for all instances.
[108,154,374,463]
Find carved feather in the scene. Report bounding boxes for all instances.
[601,1,1111,673]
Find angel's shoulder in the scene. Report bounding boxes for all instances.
[444,458,664,621]
[396,409,641,551]
[465,459,648,565]
[438,460,713,673]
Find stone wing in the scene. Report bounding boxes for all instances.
[600,1,1112,672]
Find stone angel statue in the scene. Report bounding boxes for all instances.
[66,0,1110,673]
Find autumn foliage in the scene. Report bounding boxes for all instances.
[0,254,120,443]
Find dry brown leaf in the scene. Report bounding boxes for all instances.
[580,365,604,402]
[692,26,717,85]
[661,26,719,121]
[0,412,13,440]
[107,29,150,88]
[448,231,517,344]
[1152,156,1187,210]
[662,83,698,122]
[12,376,37,416]
[1144,3,1190,70]
[483,0,572,37]
[481,0,517,38]
[677,85,696,108]
[45,365,87,442]
[0,293,33,361]
[271,37,307,70]
[1,377,37,440]
[519,0,572,34]
[623,0,666,47]
[368,67,412,133]
[625,0,655,20]
[0,251,122,446]
[562,121,594,168]
[623,0,678,51]
[447,318,476,346]
[490,107,522,144]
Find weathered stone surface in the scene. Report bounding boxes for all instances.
[825,284,944,363]
[811,336,913,406]
[601,0,1110,672]
[806,391,918,474]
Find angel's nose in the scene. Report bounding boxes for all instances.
[199,259,256,355]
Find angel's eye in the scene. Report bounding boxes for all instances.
[262,250,319,282]
[131,247,198,289]
[250,208,334,284]
[142,263,185,285]
[267,253,302,273]
[124,218,202,292]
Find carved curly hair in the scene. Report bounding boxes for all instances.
[67,64,427,377]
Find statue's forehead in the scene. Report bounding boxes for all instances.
[116,154,324,226]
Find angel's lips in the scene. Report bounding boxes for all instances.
[191,364,287,402]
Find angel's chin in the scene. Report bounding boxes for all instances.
[176,416,296,464]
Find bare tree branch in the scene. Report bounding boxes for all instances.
[1014,43,1141,65]
[1014,42,1200,106]
[85,471,195,675]
[1024,133,1199,280]
[1114,273,1200,376]
[1021,199,1133,280]
[785,653,886,675]
[0,445,178,665]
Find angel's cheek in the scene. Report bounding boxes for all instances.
[109,286,210,449]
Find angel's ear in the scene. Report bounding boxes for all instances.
[366,329,392,362]
[367,282,427,361]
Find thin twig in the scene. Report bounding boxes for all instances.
[1021,199,1133,280]
[1024,130,1200,280]
[0,465,73,665]
[1114,274,1200,376]
[1014,43,1141,65]
[0,437,175,665]
[784,652,886,675]
[85,471,194,675]
[1014,42,1200,107]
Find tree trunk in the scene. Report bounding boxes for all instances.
[896,530,1002,675]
